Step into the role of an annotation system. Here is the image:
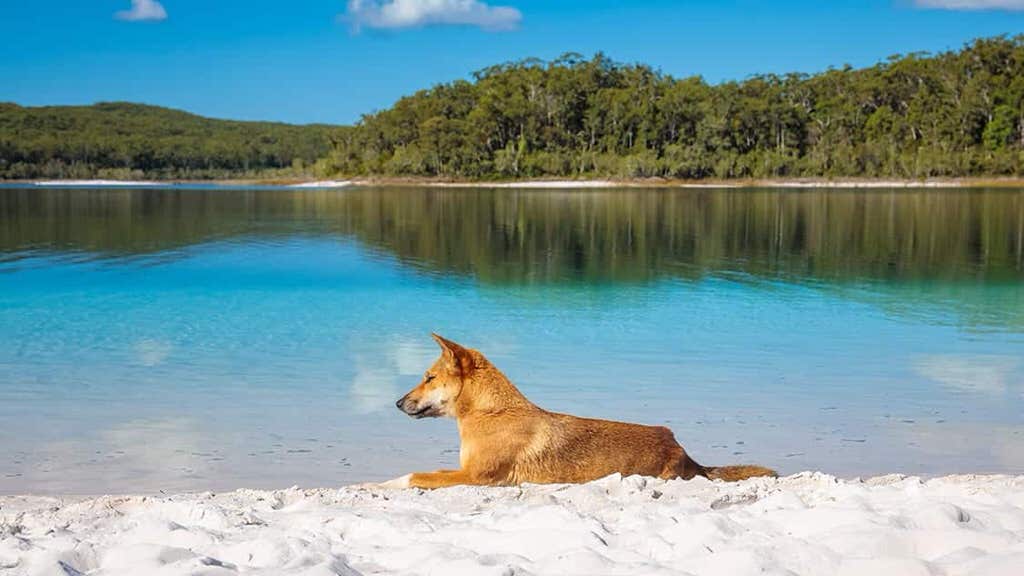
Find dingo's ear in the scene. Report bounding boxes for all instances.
[431,333,474,375]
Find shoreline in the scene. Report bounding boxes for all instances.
[350,176,1024,189]
[5,176,1024,189]
[3,472,1023,575]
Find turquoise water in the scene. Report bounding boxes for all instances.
[1,185,1023,494]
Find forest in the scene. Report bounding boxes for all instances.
[325,35,1024,180]
[2,35,1024,181]
[0,102,335,180]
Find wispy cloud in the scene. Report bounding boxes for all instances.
[912,354,1021,395]
[27,418,207,493]
[134,338,173,367]
[349,338,436,413]
[345,0,522,31]
[896,422,1024,471]
[914,0,1024,10]
[115,0,168,22]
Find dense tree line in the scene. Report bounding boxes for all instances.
[324,36,1024,179]
[0,102,336,180]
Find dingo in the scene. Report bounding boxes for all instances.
[381,334,776,489]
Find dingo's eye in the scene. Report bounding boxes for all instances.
[424,374,436,383]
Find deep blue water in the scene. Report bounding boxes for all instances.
[1,185,1022,494]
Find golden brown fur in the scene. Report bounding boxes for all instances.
[389,334,776,489]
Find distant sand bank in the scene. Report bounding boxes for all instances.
[15,177,1024,189]
[3,472,1023,575]
[348,177,1024,189]
[425,179,622,189]
[286,180,353,188]
[32,180,162,187]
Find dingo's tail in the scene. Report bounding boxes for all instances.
[704,465,777,482]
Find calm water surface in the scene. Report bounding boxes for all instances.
[1,185,1023,494]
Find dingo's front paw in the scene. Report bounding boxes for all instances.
[349,474,412,491]
[377,474,412,489]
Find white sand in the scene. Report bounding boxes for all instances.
[33,180,162,187]
[755,180,968,189]
[287,181,353,189]
[353,179,999,189]
[3,473,1023,576]
[26,179,1011,190]
[450,180,963,189]
[421,180,621,189]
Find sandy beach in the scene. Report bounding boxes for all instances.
[340,177,1024,189]
[3,473,1023,576]
[15,177,1024,189]
[30,180,164,187]
[287,180,354,189]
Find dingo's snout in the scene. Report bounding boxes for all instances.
[395,391,442,419]
[393,333,475,420]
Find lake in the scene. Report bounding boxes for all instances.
[1,184,1022,495]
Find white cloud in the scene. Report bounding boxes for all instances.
[912,354,1021,395]
[27,418,208,493]
[134,338,173,367]
[393,339,437,375]
[345,0,522,31]
[115,0,168,22]
[349,338,437,413]
[914,0,1024,10]
[896,422,1024,471]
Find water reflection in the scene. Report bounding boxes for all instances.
[2,187,1022,283]
[912,354,1022,395]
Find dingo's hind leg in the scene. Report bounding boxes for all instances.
[408,469,483,489]
[353,469,476,490]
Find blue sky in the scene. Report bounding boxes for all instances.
[2,0,1024,125]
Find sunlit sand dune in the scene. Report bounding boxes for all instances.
[3,473,1023,576]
